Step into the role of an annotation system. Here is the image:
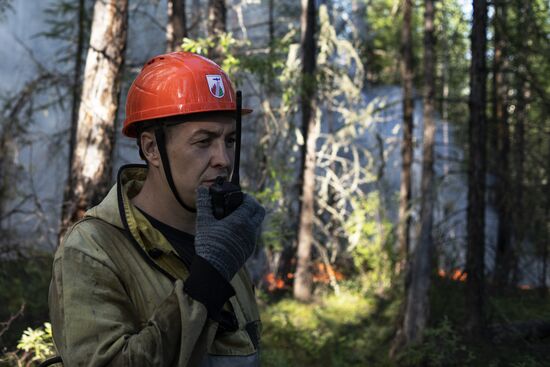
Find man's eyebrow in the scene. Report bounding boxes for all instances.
[189,128,236,138]
[189,129,223,138]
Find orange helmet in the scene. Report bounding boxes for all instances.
[122,52,252,137]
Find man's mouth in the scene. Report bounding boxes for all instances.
[202,177,227,186]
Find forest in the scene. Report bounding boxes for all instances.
[0,0,549,366]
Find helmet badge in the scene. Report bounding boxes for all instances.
[206,75,225,98]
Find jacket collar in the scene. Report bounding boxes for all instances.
[86,164,189,280]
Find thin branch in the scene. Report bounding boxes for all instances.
[0,303,25,338]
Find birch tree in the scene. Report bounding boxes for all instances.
[59,0,128,237]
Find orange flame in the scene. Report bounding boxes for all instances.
[263,263,345,291]
[312,263,344,284]
[264,273,286,291]
[438,268,467,282]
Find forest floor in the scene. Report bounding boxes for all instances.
[1,254,549,366]
[260,277,550,367]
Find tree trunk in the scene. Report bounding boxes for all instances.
[293,0,317,302]
[492,0,513,289]
[188,0,202,38]
[397,0,414,273]
[401,0,436,346]
[268,0,274,44]
[59,0,128,238]
[512,78,527,286]
[60,0,87,240]
[207,0,226,64]
[440,6,450,177]
[466,0,488,335]
[511,1,528,290]
[540,134,550,297]
[166,0,187,52]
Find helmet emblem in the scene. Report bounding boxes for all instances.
[206,75,225,98]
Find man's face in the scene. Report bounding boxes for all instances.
[164,115,236,207]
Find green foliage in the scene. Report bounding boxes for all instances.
[255,168,295,253]
[362,0,402,84]
[361,0,422,85]
[181,33,248,80]
[344,192,394,290]
[17,323,55,362]
[260,288,398,367]
[0,323,56,367]
[399,317,474,367]
[429,278,550,366]
[434,0,470,126]
[0,252,52,349]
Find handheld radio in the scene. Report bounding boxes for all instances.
[210,90,244,219]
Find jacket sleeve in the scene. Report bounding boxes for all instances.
[49,225,232,367]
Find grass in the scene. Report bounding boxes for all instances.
[259,287,399,367]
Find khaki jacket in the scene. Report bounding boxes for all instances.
[49,165,261,366]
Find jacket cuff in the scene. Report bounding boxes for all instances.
[183,255,235,321]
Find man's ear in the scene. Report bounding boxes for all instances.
[140,131,161,168]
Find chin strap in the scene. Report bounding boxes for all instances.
[155,126,197,213]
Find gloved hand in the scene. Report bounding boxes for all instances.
[195,186,265,281]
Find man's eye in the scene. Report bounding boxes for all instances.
[195,138,211,146]
[226,137,236,146]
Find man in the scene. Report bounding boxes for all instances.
[49,52,265,366]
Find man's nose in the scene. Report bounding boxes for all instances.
[210,140,231,169]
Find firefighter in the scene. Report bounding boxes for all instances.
[49,52,265,366]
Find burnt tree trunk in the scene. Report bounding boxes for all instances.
[293,0,317,302]
[59,0,128,238]
[492,0,513,288]
[167,0,187,52]
[207,0,226,64]
[397,0,414,273]
[466,0,488,335]
[401,0,436,346]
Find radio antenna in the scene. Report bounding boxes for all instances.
[231,90,242,186]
